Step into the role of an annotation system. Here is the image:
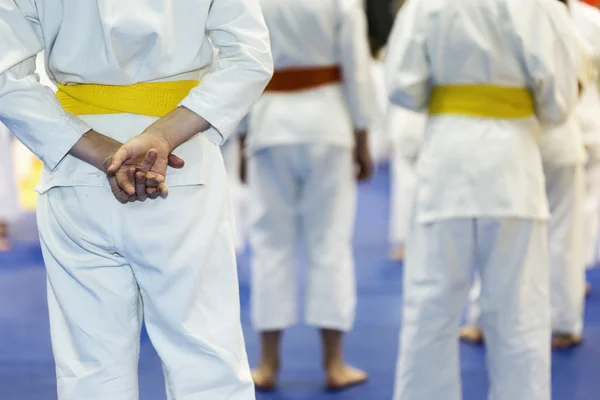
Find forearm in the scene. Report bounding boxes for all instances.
[143,106,211,150]
[68,130,123,172]
[355,129,369,148]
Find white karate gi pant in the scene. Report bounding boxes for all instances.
[389,144,417,248]
[36,138,254,399]
[395,218,550,400]
[249,144,357,331]
[583,161,600,267]
[0,124,19,224]
[466,165,585,336]
[544,163,586,335]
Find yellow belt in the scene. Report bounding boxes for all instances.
[56,80,200,117]
[428,85,534,119]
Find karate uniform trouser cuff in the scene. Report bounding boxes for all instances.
[249,145,357,333]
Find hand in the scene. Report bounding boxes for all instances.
[68,130,143,202]
[68,129,184,203]
[354,130,374,182]
[106,134,185,201]
[105,150,153,203]
[107,107,209,200]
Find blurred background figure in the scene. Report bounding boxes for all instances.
[386,106,424,262]
[239,0,374,391]
[463,0,599,349]
[572,0,600,295]
[534,2,588,350]
[365,0,395,57]
[386,0,579,399]
[370,0,424,263]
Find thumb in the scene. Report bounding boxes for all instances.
[107,146,131,175]
[168,154,185,169]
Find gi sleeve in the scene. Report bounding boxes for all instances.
[179,0,274,145]
[236,115,249,136]
[574,32,594,86]
[516,1,579,128]
[337,0,376,131]
[384,0,431,113]
[0,0,91,171]
[575,4,600,75]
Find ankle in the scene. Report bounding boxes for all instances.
[0,222,8,237]
[259,357,280,371]
[324,356,346,371]
[320,329,345,371]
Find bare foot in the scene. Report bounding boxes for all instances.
[325,364,368,391]
[253,330,282,391]
[459,325,484,345]
[0,237,10,252]
[252,364,278,392]
[388,245,405,262]
[552,333,583,350]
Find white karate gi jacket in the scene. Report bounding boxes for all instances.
[244,0,375,153]
[0,0,273,192]
[385,0,580,223]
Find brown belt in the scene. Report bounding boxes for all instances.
[265,66,342,92]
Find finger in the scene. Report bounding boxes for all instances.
[168,154,185,169]
[115,168,136,196]
[107,146,131,175]
[124,167,137,195]
[112,187,129,204]
[145,172,165,187]
[138,149,158,173]
[158,183,169,198]
[109,176,130,204]
[146,187,160,200]
[135,171,148,201]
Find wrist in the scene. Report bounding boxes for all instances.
[143,107,211,149]
[354,129,369,144]
[69,130,122,172]
[142,128,176,154]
